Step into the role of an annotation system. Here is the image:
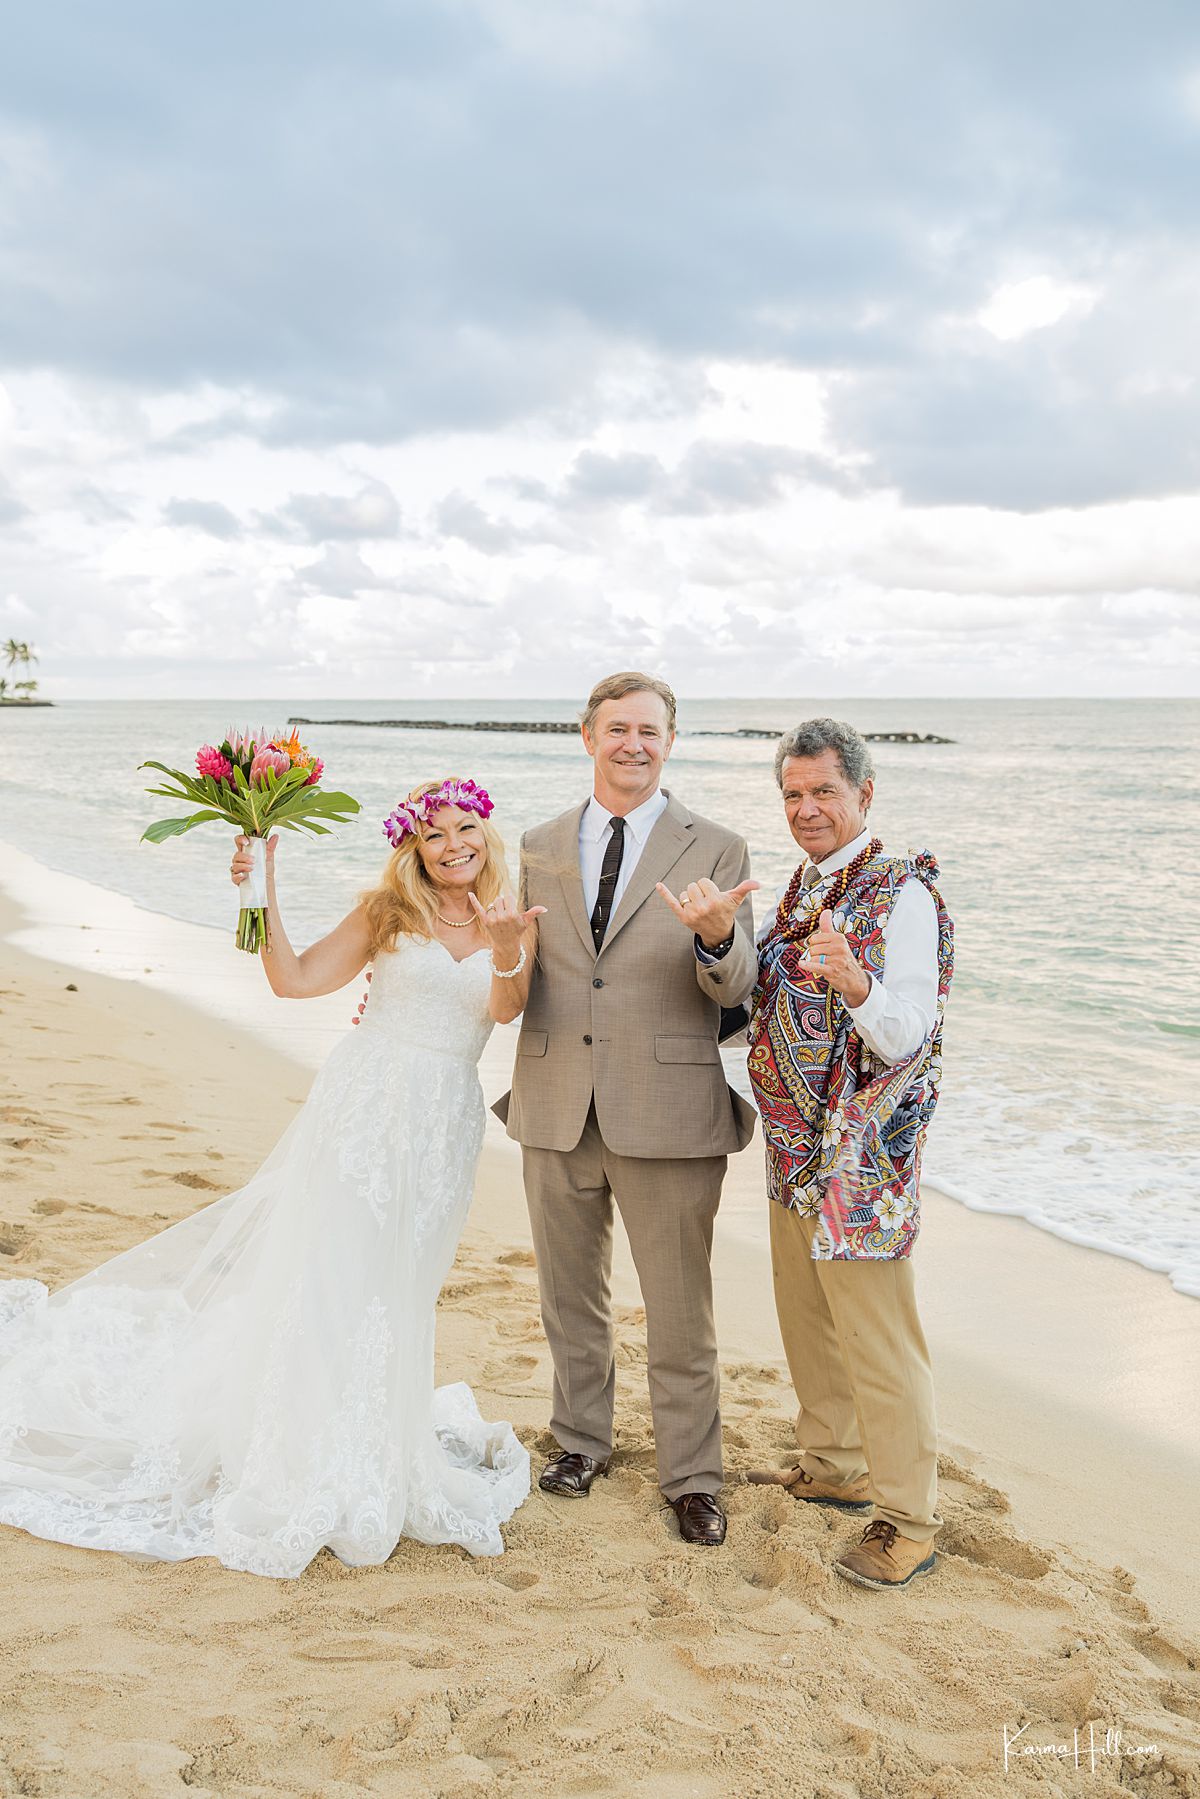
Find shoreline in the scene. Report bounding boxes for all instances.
[2,868,1200,1791]
[3,835,1197,1303]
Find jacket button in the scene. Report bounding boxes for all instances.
[583,1033,592,1045]
[592,977,604,988]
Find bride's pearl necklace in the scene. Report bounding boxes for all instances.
[436,912,475,929]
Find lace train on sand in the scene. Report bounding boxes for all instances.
[0,939,529,1577]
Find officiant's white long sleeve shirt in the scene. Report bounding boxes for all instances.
[770,828,939,1066]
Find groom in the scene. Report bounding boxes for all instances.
[495,671,758,1546]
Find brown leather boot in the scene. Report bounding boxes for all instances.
[746,1465,872,1513]
[834,1519,937,1590]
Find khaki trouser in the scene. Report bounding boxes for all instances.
[770,1198,942,1539]
[521,1104,727,1501]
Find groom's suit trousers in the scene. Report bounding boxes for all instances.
[522,1104,727,1501]
[770,1200,942,1539]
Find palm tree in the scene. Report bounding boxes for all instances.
[2,642,43,700]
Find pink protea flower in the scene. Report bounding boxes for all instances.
[303,757,324,787]
[249,744,292,786]
[196,744,233,784]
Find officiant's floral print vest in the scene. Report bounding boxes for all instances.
[749,852,954,1262]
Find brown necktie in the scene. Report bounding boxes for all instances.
[590,816,626,950]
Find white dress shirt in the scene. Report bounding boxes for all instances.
[774,828,939,1066]
[579,788,670,917]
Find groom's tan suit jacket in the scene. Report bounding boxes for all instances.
[495,791,758,1158]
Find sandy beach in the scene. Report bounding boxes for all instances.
[1,868,1198,1797]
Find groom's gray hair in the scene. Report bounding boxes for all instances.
[774,718,875,790]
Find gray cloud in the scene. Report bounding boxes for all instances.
[564,451,668,506]
[259,481,402,544]
[544,440,855,519]
[831,259,1200,510]
[163,497,243,539]
[289,546,396,599]
[0,481,29,526]
[1,2,1197,503]
[433,493,518,553]
[664,442,859,514]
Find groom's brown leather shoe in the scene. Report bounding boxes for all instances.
[746,1465,873,1513]
[669,1492,727,1546]
[538,1451,609,1497]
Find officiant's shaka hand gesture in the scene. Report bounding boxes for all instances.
[797,908,871,1007]
[655,875,760,950]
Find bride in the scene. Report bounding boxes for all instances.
[0,777,540,1577]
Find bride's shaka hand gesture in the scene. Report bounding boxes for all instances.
[655,876,760,950]
[467,891,546,968]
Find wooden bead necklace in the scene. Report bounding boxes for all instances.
[764,836,883,949]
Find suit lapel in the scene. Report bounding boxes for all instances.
[548,801,596,957]
[600,792,694,954]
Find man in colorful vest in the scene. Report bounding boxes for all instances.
[746,717,954,1591]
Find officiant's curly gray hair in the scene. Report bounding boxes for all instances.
[774,718,876,790]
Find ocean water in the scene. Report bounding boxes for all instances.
[2,696,1198,1299]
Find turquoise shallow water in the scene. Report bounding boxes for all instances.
[2,696,1198,1296]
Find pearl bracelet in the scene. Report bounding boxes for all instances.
[489,944,527,979]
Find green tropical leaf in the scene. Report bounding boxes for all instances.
[263,786,359,825]
[141,810,229,843]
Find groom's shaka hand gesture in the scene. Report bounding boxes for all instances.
[655,876,760,950]
[467,891,546,968]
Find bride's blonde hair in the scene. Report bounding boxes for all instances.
[359,779,512,956]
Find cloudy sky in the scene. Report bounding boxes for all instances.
[2,0,1199,699]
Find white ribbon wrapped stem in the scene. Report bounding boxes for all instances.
[240,835,270,909]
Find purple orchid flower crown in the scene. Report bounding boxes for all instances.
[382,777,495,847]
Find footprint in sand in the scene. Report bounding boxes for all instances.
[940,1518,1051,1580]
[743,1539,827,1594]
[493,1318,545,1343]
[138,1169,223,1191]
[938,1454,1012,1515]
[2,1112,67,1140]
[441,1275,508,1302]
[493,1567,540,1591]
[1135,1628,1200,1675]
[481,1351,539,1389]
[0,1222,35,1257]
[32,1199,68,1216]
[351,1716,403,1753]
[1159,1679,1200,1724]
[294,1636,401,1664]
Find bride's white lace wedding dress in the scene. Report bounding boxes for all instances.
[0,938,529,1577]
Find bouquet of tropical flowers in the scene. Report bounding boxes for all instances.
[142,728,360,952]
